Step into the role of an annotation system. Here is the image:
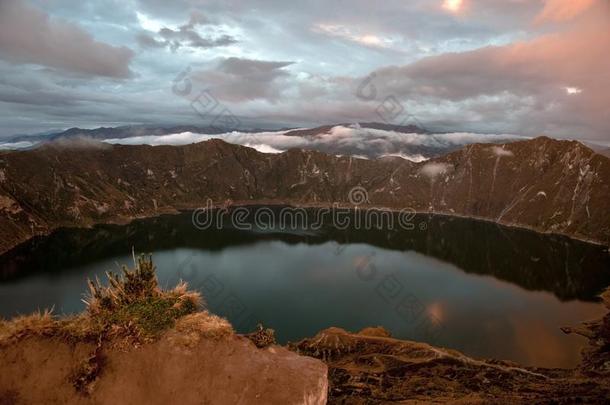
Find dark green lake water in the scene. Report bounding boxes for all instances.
[1,209,608,368]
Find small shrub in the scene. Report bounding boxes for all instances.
[83,254,203,338]
[85,254,161,314]
[245,323,276,348]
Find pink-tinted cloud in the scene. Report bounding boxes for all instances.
[0,0,133,77]
[365,0,610,139]
[536,0,597,23]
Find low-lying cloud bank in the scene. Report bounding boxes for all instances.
[102,125,528,161]
[0,141,37,150]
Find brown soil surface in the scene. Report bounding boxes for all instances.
[0,328,327,405]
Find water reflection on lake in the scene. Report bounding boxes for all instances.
[0,209,608,368]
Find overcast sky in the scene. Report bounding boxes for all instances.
[0,0,608,141]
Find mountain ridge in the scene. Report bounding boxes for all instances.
[0,136,608,256]
[4,122,429,144]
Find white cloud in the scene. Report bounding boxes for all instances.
[442,0,464,14]
[101,125,528,159]
[0,141,37,150]
[312,24,397,49]
[420,162,453,178]
[136,11,170,32]
[490,145,514,157]
[564,86,583,95]
[381,153,429,162]
[0,0,133,77]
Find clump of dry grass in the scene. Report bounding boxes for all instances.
[85,254,201,314]
[244,323,276,348]
[0,253,227,346]
[0,309,57,343]
[82,253,203,339]
[0,253,235,395]
[167,312,234,348]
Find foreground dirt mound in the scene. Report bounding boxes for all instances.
[0,317,327,405]
[0,255,328,404]
[292,325,610,404]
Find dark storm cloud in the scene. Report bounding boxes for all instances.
[0,0,607,142]
[137,11,237,51]
[136,33,166,49]
[0,0,134,78]
[192,58,295,102]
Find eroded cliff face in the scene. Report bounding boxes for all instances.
[0,136,608,254]
[0,324,328,405]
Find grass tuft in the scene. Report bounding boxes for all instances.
[0,253,234,394]
[82,253,203,339]
[0,309,56,342]
[0,253,214,344]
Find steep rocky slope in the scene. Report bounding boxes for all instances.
[0,136,608,255]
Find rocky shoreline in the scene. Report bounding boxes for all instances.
[292,314,610,404]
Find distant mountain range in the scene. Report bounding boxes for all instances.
[1,122,534,162]
[4,125,243,143]
[5,122,428,143]
[0,136,608,255]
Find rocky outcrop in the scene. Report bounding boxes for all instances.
[292,320,610,404]
[0,136,608,255]
[562,288,610,377]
